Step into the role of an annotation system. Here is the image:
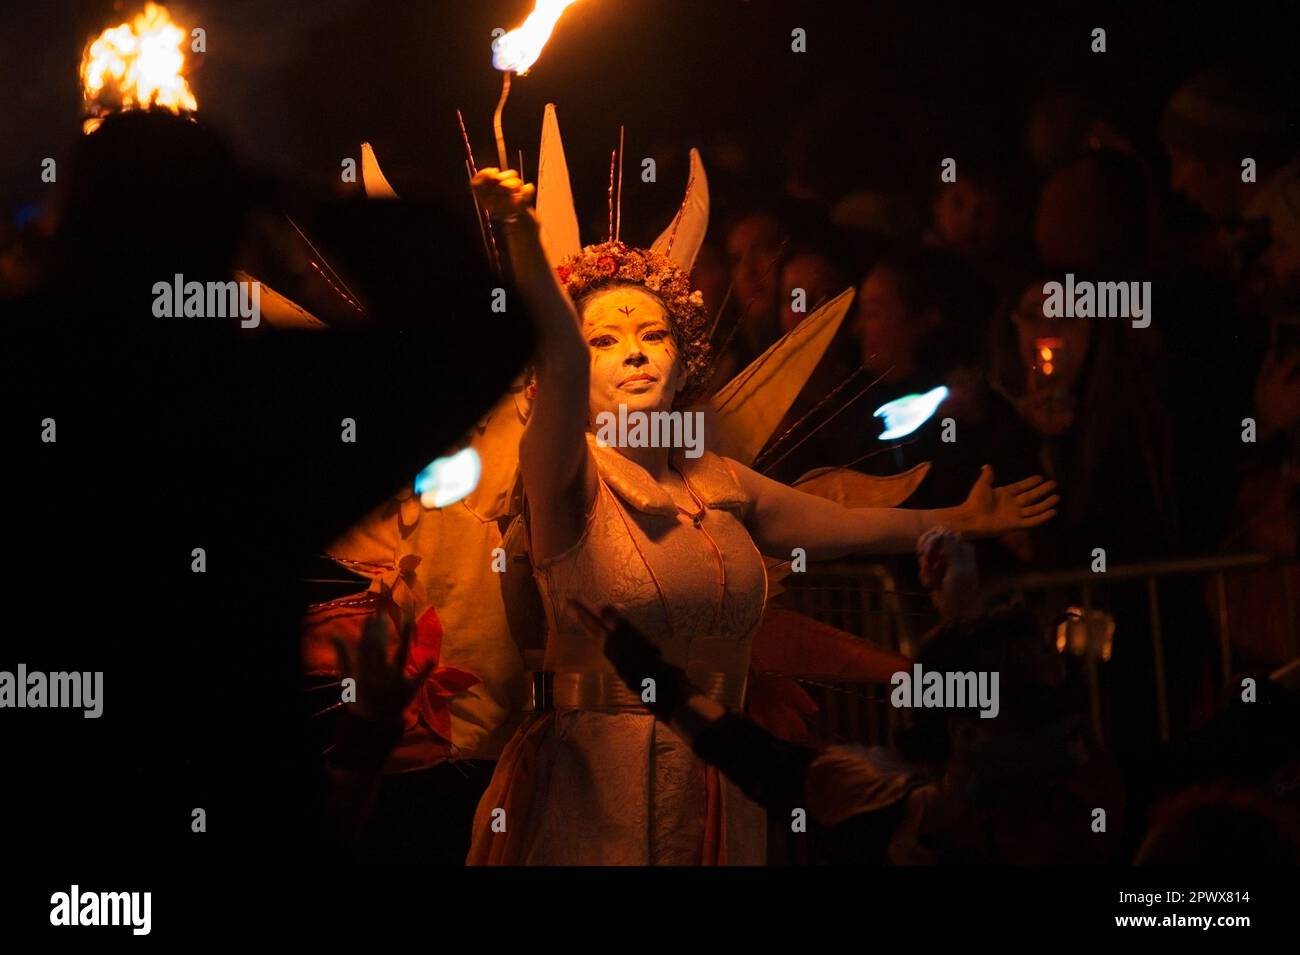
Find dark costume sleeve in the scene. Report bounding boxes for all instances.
[690,712,818,810]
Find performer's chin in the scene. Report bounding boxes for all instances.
[620,384,670,407]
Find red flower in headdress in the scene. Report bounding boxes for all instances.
[596,255,618,275]
[402,605,480,744]
[556,264,573,284]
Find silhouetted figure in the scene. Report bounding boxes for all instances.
[1,110,532,864]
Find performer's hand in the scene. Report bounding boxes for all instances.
[471,167,535,221]
[330,611,434,727]
[570,600,695,720]
[955,465,1059,537]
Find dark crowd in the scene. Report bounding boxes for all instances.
[662,65,1300,865]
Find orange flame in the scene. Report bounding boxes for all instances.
[81,3,197,134]
[492,0,581,75]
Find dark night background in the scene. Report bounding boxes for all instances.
[0,0,1297,932]
[3,0,1296,234]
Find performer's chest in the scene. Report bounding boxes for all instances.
[609,499,768,644]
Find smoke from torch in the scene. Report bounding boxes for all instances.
[81,3,197,134]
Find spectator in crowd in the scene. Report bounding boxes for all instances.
[718,206,787,381]
[926,162,1012,266]
[1024,88,1137,176]
[769,246,993,506]
[1161,68,1294,260]
[1135,783,1300,865]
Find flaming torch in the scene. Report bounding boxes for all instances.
[490,0,582,169]
[80,2,197,134]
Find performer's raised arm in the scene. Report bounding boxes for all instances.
[729,459,1058,559]
[471,168,597,560]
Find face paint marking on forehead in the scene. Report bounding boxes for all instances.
[580,285,670,332]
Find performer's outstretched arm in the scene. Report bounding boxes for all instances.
[471,168,597,560]
[729,459,1058,559]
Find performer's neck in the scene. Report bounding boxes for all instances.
[616,445,672,481]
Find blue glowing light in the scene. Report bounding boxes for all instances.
[414,447,482,508]
[874,386,950,440]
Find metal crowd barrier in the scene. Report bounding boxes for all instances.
[778,554,1300,748]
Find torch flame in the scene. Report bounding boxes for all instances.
[81,3,197,134]
[492,0,581,75]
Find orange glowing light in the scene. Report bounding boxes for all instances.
[492,0,582,75]
[81,3,197,134]
[1034,337,1063,377]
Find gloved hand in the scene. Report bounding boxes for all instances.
[569,600,694,720]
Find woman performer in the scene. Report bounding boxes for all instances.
[465,166,1058,865]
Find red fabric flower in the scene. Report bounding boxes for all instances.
[596,255,618,275]
[555,265,573,284]
[402,605,480,744]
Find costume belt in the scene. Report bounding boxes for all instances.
[530,670,745,712]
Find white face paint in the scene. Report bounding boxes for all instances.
[581,285,685,419]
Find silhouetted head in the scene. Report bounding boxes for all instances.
[1035,150,1152,272]
[1136,783,1300,864]
[54,109,245,305]
[1161,68,1293,222]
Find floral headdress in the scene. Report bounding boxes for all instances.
[555,240,711,400]
[535,104,713,402]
